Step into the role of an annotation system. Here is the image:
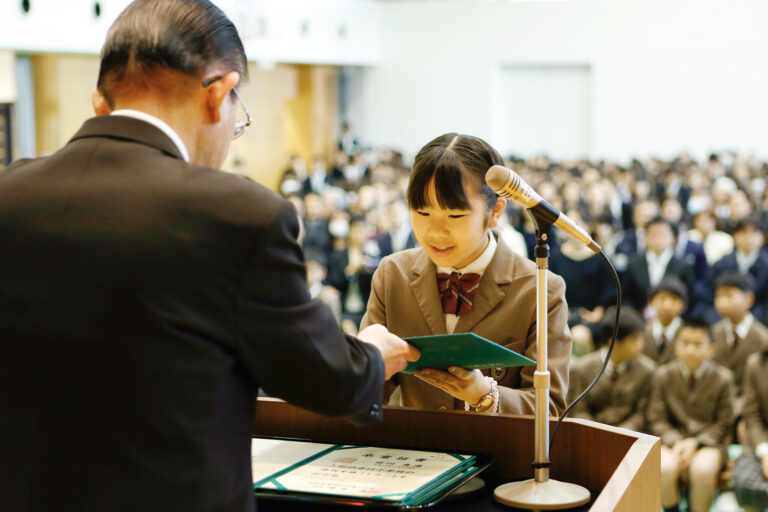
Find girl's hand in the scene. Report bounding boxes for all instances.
[414,366,491,404]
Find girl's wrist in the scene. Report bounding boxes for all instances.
[465,377,498,413]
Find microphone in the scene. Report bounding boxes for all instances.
[486,165,602,254]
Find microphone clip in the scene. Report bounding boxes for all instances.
[526,208,554,260]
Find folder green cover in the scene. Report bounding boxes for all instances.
[251,437,492,509]
[403,333,535,374]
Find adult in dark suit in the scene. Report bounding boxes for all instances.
[621,217,696,314]
[0,2,418,511]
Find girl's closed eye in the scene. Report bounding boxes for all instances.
[449,214,467,219]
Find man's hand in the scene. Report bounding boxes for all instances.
[357,324,420,380]
[672,438,699,471]
[414,366,491,404]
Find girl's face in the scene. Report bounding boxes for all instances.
[410,178,505,269]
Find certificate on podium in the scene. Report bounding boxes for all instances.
[403,333,535,374]
[251,437,491,509]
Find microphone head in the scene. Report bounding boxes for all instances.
[485,165,512,194]
[485,164,541,208]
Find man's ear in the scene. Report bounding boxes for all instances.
[487,197,507,228]
[204,71,240,124]
[745,292,755,309]
[91,89,110,116]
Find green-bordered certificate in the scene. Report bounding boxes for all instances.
[251,437,491,509]
[403,333,535,374]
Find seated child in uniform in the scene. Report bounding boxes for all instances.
[643,277,688,366]
[712,272,768,415]
[360,133,571,415]
[647,318,735,512]
[568,306,655,432]
[733,347,768,511]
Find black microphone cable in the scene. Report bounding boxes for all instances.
[548,248,622,452]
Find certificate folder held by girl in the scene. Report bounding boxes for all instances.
[403,333,535,374]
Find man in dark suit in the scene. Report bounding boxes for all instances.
[621,217,696,314]
[0,2,418,511]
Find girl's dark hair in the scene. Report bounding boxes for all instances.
[97,0,248,106]
[407,133,503,211]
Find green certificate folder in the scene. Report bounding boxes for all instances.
[403,333,535,374]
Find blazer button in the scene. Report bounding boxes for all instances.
[437,405,448,410]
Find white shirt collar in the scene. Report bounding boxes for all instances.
[646,247,674,288]
[736,249,760,274]
[110,110,190,162]
[679,359,709,380]
[652,316,681,343]
[723,313,754,345]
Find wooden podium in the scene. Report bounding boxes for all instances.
[253,398,660,511]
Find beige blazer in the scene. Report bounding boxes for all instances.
[642,324,679,366]
[742,350,768,450]
[647,360,735,450]
[360,238,571,415]
[568,351,655,432]
[711,319,768,395]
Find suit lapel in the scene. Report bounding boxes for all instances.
[638,256,651,291]
[454,239,511,333]
[409,251,448,335]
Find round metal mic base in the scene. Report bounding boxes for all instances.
[494,478,591,510]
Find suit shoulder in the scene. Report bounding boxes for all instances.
[655,360,680,378]
[574,350,603,371]
[637,354,657,372]
[750,320,768,339]
[709,362,735,383]
[0,155,49,180]
[184,165,291,226]
[509,251,537,276]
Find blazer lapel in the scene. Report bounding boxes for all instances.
[454,238,511,333]
[409,251,448,335]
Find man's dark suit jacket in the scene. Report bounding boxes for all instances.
[621,252,695,313]
[0,116,385,512]
[710,250,768,325]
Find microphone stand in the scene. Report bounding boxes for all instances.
[493,212,591,509]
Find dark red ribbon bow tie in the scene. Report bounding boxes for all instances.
[436,272,481,316]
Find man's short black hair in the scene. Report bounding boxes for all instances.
[732,216,764,235]
[715,271,756,293]
[648,276,688,304]
[97,0,248,106]
[645,215,678,239]
[596,306,645,346]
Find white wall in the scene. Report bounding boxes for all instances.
[354,0,768,163]
[3,0,768,162]
[0,0,380,65]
